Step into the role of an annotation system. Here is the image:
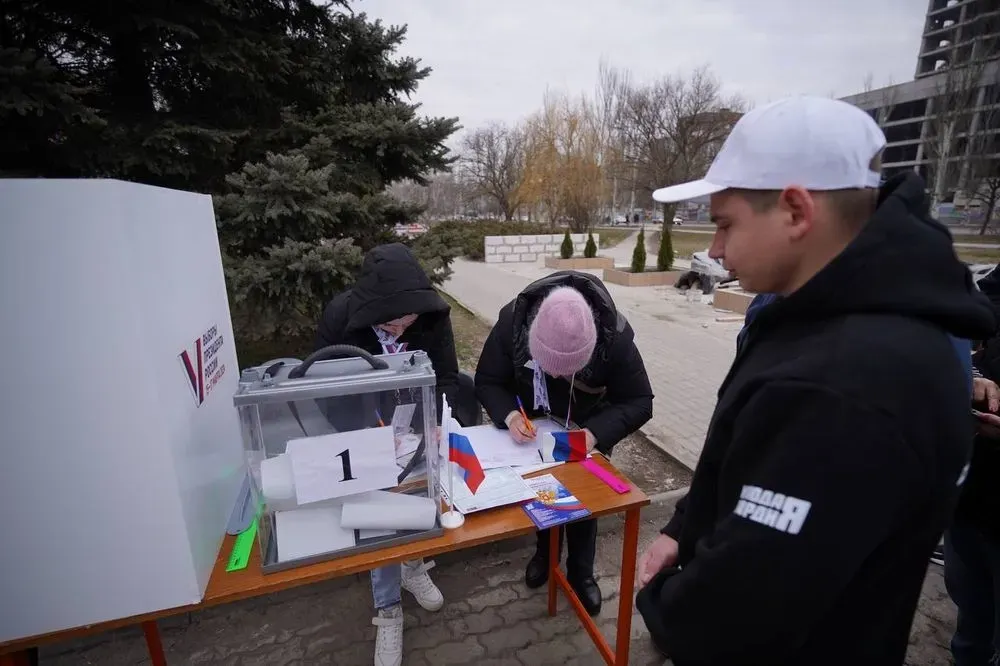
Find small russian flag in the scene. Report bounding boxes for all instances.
[552,431,588,462]
[448,432,486,494]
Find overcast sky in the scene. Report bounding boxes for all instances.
[357,0,927,145]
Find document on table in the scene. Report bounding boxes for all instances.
[457,424,543,469]
[440,466,536,514]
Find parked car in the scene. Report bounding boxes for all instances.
[672,215,684,225]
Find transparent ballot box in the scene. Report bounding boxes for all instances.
[234,345,442,573]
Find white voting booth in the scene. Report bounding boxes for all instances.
[0,180,245,643]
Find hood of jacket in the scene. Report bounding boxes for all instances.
[346,243,449,330]
[753,172,996,341]
[510,270,631,382]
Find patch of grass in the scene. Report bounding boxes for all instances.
[651,229,709,261]
[957,247,1000,264]
[440,291,491,370]
[593,227,632,249]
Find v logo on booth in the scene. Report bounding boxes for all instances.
[178,337,204,407]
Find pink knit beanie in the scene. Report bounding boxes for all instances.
[529,287,597,377]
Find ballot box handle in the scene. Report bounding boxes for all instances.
[287,344,390,379]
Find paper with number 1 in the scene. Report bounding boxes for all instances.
[286,427,399,505]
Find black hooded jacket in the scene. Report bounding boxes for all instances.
[474,271,653,454]
[315,243,459,411]
[636,173,997,666]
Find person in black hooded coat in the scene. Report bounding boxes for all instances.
[636,96,997,666]
[315,242,460,416]
[314,242,459,666]
[475,270,654,616]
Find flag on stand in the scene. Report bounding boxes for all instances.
[552,431,588,462]
[448,432,486,494]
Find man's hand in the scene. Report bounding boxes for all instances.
[974,377,1000,413]
[637,534,679,587]
[583,428,598,452]
[505,411,536,444]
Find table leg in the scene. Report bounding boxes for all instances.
[547,527,560,616]
[142,621,168,666]
[614,507,641,666]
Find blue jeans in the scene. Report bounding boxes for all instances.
[371,564,402,610]
[945,522,1000,666]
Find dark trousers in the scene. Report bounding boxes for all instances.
[536,518,598,581]
[945,521,1000,666]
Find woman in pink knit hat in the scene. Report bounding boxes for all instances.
[475,270,653,615]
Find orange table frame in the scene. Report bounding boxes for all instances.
[0,456,648,666]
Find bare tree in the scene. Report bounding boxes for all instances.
[608,65,746,223]
[861,72,899,126]
[386,171,478,220]
[963,71,1000,234]
[520,91,606,231]
[924,29,997,206]
[460,122,526,221]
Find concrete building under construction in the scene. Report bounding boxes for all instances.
[841,0,1000,210]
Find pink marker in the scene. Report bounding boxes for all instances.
[581,459,630,494]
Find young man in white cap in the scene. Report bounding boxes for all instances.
[475,270,653,615]
[634,96,996,665]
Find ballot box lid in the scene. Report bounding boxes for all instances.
[234,347,436,406]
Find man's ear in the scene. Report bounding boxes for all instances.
[779,186,815,240]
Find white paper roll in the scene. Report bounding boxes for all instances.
[340,495,438,531]
[261,454,296,509]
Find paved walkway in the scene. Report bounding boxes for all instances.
[442,258,742,469]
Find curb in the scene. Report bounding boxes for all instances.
[647,486,689,505]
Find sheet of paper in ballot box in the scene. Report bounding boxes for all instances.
[286,426,400,505]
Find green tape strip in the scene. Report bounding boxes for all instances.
[226,515,259,572]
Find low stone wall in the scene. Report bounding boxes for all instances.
[603,268,683,287]
[713,288,755,314]
[484,233,600,264]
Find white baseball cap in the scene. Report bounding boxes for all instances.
[652,96,887,203]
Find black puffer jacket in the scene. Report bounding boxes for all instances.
[474,271,653,454]
[315,243,459,414]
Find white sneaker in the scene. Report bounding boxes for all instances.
[400,559,444,611]
[372,604,403,666]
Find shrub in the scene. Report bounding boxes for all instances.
[657,225,674,271]
[631,227,647,273]
[560,229,574,259]
[584,232,597,258]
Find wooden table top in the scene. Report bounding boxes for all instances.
[0,455,648,653]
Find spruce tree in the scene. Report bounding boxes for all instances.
[584,232,598,258]
[657,225,675,271]
[631,228,647,273]
[560,230,574,259]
